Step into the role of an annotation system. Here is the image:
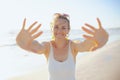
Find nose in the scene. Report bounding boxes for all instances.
[58,28,63,31]
[55,28,63,33]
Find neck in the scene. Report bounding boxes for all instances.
[53,38,69,49]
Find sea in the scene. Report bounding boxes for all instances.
[0,28,120,80]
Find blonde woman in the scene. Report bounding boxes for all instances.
[16,13,108,80]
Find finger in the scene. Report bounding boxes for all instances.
[27,21,38,31]
[85,23,97,31]
[22,18,26,30]
[30,24,41,35]
[83,35,99,45]
[83,34,94,40]
[82,26,94,35]
[97,18,102,29]
[32,31,43,39]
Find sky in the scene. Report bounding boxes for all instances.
[0,0,120,33]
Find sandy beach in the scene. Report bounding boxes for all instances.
[8,65,49,80]
[76,40,120,80]
[7,40,120,80]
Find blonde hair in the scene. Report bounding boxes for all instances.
[51,13,70,29]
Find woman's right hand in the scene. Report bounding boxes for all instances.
[16,18,43,50]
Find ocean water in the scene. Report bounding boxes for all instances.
[0,28,120,80]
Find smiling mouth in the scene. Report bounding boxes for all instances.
[56,33,64,36]
[55,33,65,37]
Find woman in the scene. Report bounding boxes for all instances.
[16,13,108,80]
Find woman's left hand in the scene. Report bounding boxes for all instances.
[82,18,109,50]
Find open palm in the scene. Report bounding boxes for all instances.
[16,18,43,49]
[82,18,109,49]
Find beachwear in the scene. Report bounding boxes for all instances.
[48,41,75,80]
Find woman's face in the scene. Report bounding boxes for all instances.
[52,18,70,40]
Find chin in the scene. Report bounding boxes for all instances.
[55,36,66,40]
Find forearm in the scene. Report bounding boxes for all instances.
[29,41,45,53]
[82,39,98,51]
[16,39,44,54]
[75,39,97,52]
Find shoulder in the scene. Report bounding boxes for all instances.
[40,41,50,57]
[69,40,81,56]
[41,41,53,59]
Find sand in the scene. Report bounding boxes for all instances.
[8,65,49,80]
[76,40,120,80]
[8,40,120,80]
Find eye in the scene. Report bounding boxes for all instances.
[62,27,66,30]
[54,26,58,29]
[62,27,68,30]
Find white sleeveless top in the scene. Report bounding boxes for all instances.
[48,41,75,80]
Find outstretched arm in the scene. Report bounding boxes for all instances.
[75,18,109,52]
[16,18,47,54]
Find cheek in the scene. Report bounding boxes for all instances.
[66,29,70,34]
